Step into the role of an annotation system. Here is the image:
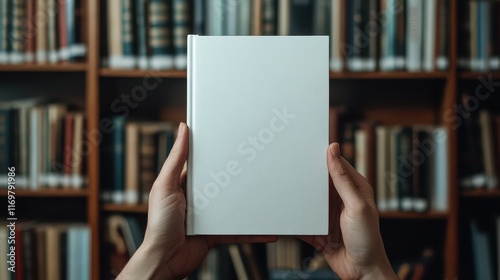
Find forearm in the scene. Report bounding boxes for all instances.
[117,242,175,280]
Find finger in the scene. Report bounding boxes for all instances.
[155,122,189,189]
[327,143,364,208]
[179,163,188,192]
[340,157,375,201]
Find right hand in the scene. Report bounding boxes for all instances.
[299,143,398,280]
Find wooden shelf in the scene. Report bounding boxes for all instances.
[99,68,187,78]
[0,188,88,197]
[0,63,88,72]
[458,71,500,80]
[379,211,448,219]
[99,69,450,80]
[329,71,449,79]
[461,189,500,197]
[101,203,149,213]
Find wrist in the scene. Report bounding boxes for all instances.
[360,258,398,280]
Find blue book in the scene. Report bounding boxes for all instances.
[135,0,148,69]
[148,0,174,69]
[193,0,205,35]
[121,0,137,68]
[66,0,75,61]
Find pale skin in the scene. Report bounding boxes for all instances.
[118,122,398,280]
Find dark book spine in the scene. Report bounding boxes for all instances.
[140,131,157,203]
[0,0,8,62]
[395,0,405,69]
[0,109,14,174]
[341,123,356,166]
[10,0,25,63]
[193,0,205,34]
[397,126,413,211]
[173,0,189,69]
[136,0,148,69]
[114,117,126,202]
[289,0,313,35]
[413,129,430,212]
[59,230,67,279]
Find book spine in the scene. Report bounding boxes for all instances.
[412,129,429,213]
[71,0,87,59]
[436,0,448,70]
[423,0,436,72]
[251,0,262,35]
[470,2,477,70]
[262,0,275,35]
[59,0,70,61]
[108,0,123,68]
[36,0,47,63]
[136,0,148,69]
[376,127,389,211]
[394,0,405,70]
[397,127,413,211]
[277,0,289,35]
[121,0,137,68]
[173,0,189,69]
[66,0,76,61]
[113,117,125,203]
[125,124,140,204]
[71,113,85,188]
[148,0,173,70]
[9,0,25,64]
[0,0,8,63]
[140,131,156,203]
[47,0,58,64]
[432,127,448,211]
[63,114,73,187]
[25,0,36,63]
[186,34,195,235]
[330,0,342,71]
[238,0,251,35]
[0,110,11,183]
[347,0,363,72]
[380,0,396,71]
[406,0,419,71]
[193,0,205,34]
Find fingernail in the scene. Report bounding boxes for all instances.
[177,122,184,138]
[330,143,340,158]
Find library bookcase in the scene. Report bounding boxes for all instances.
[2,0,499,279]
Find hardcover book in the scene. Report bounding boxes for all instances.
[186,35,329,235]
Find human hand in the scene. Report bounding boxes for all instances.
[118,123,277,280]
[299,143,397,280]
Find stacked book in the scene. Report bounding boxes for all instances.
[100,118,175,204]
[340,122,448,213]
[0,100,87,189]
[458,106,500,190]
[458,0,500,72]
[0,0,87,64]
[0,222,90,280]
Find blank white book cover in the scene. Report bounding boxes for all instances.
[186,35,329,235]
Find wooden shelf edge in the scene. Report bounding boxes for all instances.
[101,203,149,213]
[0,188,89,197]
[460,189,500,197]
[329,71,449,79]
[99,68,187,78]
[379,211,448,219]
[0,63,88,72]
[458,71,500,80]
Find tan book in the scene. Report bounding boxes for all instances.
[125,123,140,204]
[45,225,62,280]
[71,112,85,188]
[388,126,402,211]
[252,0,262,35]
[36,0,48,63]
[277,0,289,35]
[47,0,58,63]
[376,126,390,211]
[480,111,498,189]
[107,0,123,68]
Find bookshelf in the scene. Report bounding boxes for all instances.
[2,0,500,279]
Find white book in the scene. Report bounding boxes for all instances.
[406,0,423,72]
[423,0,436,72]
[187,35,329,235]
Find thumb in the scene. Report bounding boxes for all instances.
[154,122,189,190]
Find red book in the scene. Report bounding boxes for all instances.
[26,0,37,62]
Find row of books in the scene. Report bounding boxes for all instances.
[0,100,87,189]
[100,118,175,204]
[459,107,500,190]
[0,222,90,280]
[103,215,144,279]
[469,218,500,280]
[105,0,191,70]
[341,123,448,213]
[0,0,87,65]
[458,1,500,72]
[105,0,449,72]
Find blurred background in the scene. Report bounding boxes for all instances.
[0,0,499,279]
